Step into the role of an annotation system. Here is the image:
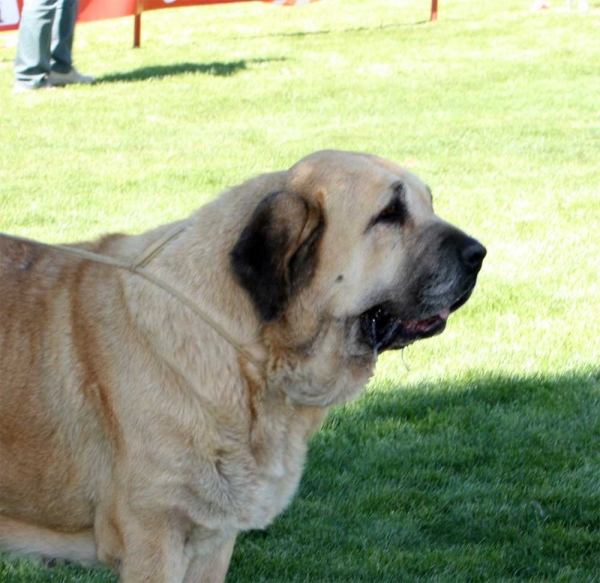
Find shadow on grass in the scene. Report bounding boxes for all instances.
[236,20,430,41]
[96,58,286,84]
[232,369,600,581]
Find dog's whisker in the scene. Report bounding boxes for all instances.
[372,318,403,358]
[372,319,379,360]
[401,348,411,372]
[380,319,403,348]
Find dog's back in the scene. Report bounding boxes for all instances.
[0,235,125,561]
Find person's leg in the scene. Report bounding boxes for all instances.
[50,0,76,73]
[47,0,94,86]
[14,0,56,89]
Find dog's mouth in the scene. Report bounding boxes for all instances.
[359,287,474,353]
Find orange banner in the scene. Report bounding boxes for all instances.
[0,0,317,32]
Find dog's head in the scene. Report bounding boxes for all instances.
[230,151,485,405]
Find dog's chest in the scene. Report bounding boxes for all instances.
[244,410,325,528]
[228,415,319,530]
[174,404,325,532]
[242,445,305,529]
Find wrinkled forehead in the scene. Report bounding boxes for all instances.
[367,154,433,208]
[288,151,433,214]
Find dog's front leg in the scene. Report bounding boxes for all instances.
[183,531,237,583]
[117,516,189,583]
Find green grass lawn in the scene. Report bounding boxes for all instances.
[1,0,599,580]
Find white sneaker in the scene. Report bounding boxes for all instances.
[48,68,94,87]
[13,78,54,93]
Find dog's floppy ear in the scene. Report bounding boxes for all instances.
[230,191,324,322]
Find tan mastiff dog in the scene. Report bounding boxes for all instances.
[0,151,485,582]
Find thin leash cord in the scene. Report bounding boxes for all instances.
[0,229,266,374]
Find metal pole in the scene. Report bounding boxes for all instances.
[134,13,141,47]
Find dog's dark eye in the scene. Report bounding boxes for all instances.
[376,198,407,226]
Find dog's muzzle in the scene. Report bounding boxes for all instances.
[359,233,486,353]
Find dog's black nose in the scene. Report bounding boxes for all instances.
[460,241,487,271]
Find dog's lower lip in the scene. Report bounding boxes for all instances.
[359,305,450,352]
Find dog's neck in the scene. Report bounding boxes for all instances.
[123,198,373,412]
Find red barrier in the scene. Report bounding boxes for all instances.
[1,0,438,46]
[0,0,317,35]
